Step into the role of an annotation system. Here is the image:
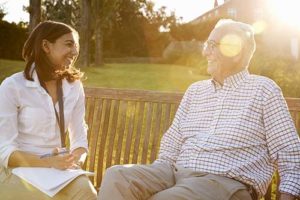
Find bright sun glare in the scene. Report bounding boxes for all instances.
[270,0,300,29]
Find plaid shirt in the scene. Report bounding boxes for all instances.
[156,70,300,197]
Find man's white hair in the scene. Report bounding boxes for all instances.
[214,19,256,67]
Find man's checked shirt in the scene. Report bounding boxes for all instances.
[157,70,300,197]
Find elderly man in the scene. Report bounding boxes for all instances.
[98,19,300,200]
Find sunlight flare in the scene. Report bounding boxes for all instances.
[270,0,300,29]
[219,34,242,57]
[252,20,267,35]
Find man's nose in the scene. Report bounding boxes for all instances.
[202,44,210,57]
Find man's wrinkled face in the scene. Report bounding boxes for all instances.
[202,27,244,83]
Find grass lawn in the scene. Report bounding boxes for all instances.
[0,59,210,92]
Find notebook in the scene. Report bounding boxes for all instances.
[12,167,94,197]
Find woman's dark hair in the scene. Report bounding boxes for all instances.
[22,21,83,82]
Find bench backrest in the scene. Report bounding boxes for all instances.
[83,87,300,199]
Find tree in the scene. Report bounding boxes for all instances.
[103,0,177,58]
[92,0,120,65]
[78,0,91,67]
[39,0,178,66]
[170,17,221,41]
[42,0,80,28]
[0,5,6,21]
[28,0,41,33]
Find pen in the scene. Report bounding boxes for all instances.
[40,150,70,159]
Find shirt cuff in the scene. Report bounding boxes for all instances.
[280,180,300,197]
[70,142,88,154]
[0,145,19,168]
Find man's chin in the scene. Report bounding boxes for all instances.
[207,66,216,76]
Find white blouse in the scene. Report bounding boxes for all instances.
[0,70,88,168]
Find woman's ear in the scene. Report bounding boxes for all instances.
[42,39,50,53]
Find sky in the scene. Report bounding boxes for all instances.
[0,0,219,23]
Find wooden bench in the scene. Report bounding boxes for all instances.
[82,87,300,200]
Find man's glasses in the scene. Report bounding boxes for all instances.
[203,40,220,51]
[203,40,243,52]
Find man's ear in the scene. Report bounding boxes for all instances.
[42,39,50,53]
[232,46,245,65]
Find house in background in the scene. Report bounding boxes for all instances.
[190,0,300,60]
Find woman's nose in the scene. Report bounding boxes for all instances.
[72,46,79,56]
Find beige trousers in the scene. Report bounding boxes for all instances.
[98,163,252,200]
[0,167,97,200]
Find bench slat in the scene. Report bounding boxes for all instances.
[150,103,163,162]
[132,102,145,164]
[114,100,128,165]
[141,102,153,164]
[123,101,136,164]
[106,100,120,168]
[96,99,112,188]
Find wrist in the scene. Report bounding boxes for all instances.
[42,157,53,168]
[280,192,296,200]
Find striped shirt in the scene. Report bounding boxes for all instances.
[156,70,300,197]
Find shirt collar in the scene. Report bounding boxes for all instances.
[223,69,250,88]
[211,69,250,90]
[25,63,41,88]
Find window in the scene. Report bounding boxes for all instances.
[215,10,219,16]
[253,8,263,20]
[227,8,237,18]
[291,37,299,60]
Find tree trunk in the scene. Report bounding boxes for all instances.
[78,0,91,67]
[94,17,104,66]
[29,0,41,33]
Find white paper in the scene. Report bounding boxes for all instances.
[12,167,94,197]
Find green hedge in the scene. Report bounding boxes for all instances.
[0,21,27,60]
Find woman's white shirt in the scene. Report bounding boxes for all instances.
[0,70,88,168]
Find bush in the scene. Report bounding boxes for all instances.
[163,41,203,66]
[0,21,27,60]
[250,49,300,97]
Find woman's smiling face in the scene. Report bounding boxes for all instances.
[43,32,79,70]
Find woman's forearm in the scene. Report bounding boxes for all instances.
[8,150,51,168]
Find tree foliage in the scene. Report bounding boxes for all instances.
[42,0,80,28]
[170,18,221,41]
[37,0,177,65]
[0,5,6,21]
[102,0,177,58]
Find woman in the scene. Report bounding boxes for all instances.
[0,21,97,199]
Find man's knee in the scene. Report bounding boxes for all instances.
[102,165,128,182]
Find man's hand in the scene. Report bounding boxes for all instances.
[280,193,296,200]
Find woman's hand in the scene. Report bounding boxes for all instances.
[45,152,75,170]
[71,147,88,169]
[42,147,87,170]
[43,147,76,170]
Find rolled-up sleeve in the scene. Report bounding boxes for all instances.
[264,87,300,197]
[68,82,88,152]
[0,78,20,168]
